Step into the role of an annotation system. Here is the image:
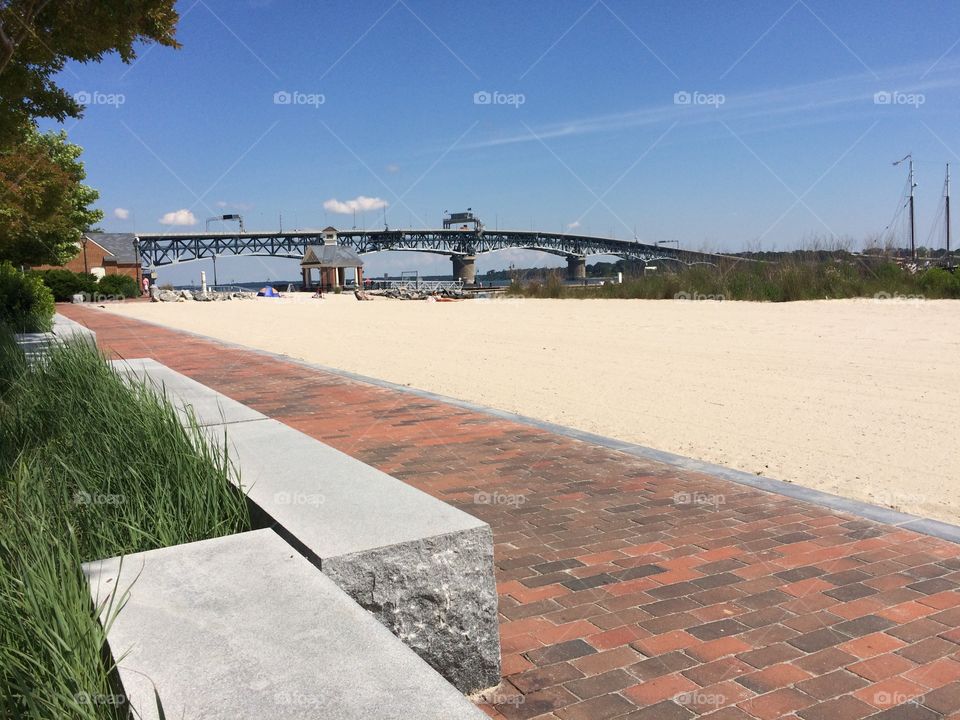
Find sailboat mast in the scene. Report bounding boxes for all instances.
[946,163,952,262]
[908,157,916,260]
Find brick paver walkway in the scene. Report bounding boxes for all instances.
[61,305,960,720]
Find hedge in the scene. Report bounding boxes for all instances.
[0,262,55,332]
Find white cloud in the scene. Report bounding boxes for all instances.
[567,221,581,230]
[158,209,198,226]
[113,208,130,220]
[385,164,400,174]
[323,196,389,215]
[216,200,252,211]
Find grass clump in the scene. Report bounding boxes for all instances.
[0,330,250,719]
[512,258,960,302]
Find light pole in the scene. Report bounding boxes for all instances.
[204,214,245,287]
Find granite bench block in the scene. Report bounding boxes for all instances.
[83,529,486,720]
[110,358,265,427]
[211,416,501,694]
[14,313,97,363]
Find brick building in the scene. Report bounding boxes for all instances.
[34,233,142,284]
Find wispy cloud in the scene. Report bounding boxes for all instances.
[463,59,960,151]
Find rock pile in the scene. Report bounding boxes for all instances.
[150,287,255,303]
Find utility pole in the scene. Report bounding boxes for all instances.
[894,154,917,259]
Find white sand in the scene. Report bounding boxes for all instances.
[103,295,960,524]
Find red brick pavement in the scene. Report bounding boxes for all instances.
[61,305,960,720]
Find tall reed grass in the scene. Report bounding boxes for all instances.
[512,259,960,301]
[0,330,250,719]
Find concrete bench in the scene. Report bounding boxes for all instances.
[111,358,265,427]
[14,313,97,363]
[84,529,486,719]
[110,358,501,694]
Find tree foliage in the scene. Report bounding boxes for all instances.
[0,0,180,143]
[0,126,102,265]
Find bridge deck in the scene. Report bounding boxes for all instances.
[133,229,739,268]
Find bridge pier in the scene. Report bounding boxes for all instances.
[452,255,477,285]
[566,255,586,281]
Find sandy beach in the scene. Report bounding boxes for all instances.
[102,295,960,524]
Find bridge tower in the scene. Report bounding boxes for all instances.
[566,255,586,281]
[452,255,477,285]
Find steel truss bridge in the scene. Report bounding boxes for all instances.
[135,228,737,270]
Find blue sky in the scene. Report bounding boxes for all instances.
[47,0,960,283]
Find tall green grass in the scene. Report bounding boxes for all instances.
[0,330,250,719]
[511,259,960,301]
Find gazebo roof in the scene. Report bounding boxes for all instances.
[301,244,364,268]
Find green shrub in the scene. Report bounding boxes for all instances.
[35,269,98,301]
[0,262,55,332]
[96,273,140,300]
[918,267,960,297]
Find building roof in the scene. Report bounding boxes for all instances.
[301,245,364,268]
[84,233,139,264]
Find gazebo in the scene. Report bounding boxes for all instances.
[300,232,364,291]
